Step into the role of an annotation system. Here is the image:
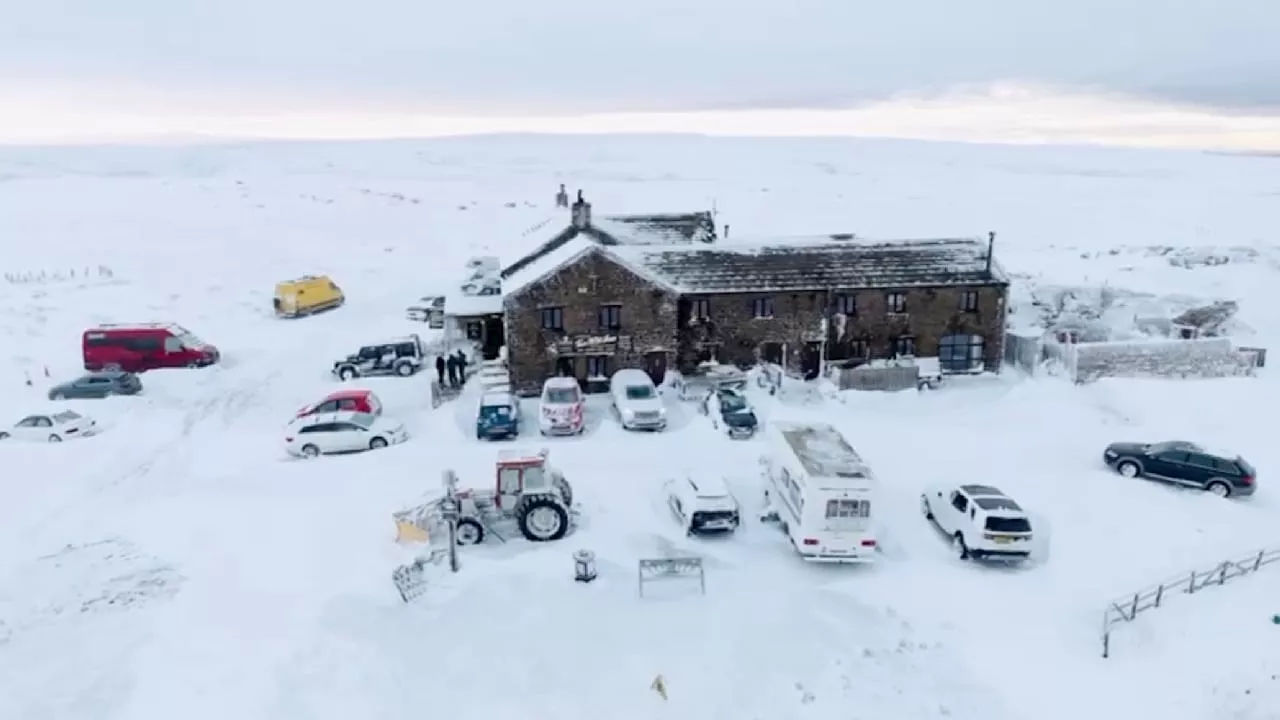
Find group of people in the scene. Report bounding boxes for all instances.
[435,350,470,388]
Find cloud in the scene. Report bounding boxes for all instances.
[1,0,1277,116]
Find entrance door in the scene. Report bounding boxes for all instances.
[554,357,575,378]
[801,342,822,380]
[482,316,504,360]
[644,352,668,386]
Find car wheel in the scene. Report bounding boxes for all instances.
[300,444,320,457]
[48,434,62,443]
[338,367,356,380]
[369,437,389,450]
[395,363,414,377]
[920,496,933,520]
[50,393,64,401]
[953,533,969,560]
[0,432,8,440]
[1207,481,1232,498]
[104,363,121,372]
[1116,460,1141,478]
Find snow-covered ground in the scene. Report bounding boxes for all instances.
[1,134,1279,720]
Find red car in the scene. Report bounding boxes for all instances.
[83,323,220,373]
[295,389,383,418]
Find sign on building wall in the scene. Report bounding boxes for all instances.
[548,334,635,355]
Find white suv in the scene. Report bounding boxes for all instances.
[920,484,1033,561]
[538,376,585,436]
[664,475,740,535]
[284,411,408,457]
[609,368,666,431]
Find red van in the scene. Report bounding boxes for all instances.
[83,323,221,372]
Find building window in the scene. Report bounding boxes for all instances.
[539,306,564,331]
[894,336,916,357]
[939,333,985,372]
[752,297,775,319]
[464,320,483,340]
[960,290,979,313]
[692,297,710,319]
[598,304,621,330]
[835,294,856,315]
[886,292,906,314]
[586,355,610,380]
[850,339,869,358]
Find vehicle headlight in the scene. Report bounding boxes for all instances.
[658,407,666,416]
[622,408,635,418]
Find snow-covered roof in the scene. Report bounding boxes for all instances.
[501,234,683,299]
[774,421,871,480]
[444,289,503,317]
[590,211,716,245]
[609,236,1006,293]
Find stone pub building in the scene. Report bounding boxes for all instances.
[498,196,1009,396]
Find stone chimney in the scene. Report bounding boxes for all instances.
[571,189,591,229]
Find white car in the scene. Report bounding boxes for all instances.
[0,410,98,442]
[609,368,666,431]
[920,484,1033,561]
[664,475,740,535]
[539,376,585,436]
[284,411,408,457]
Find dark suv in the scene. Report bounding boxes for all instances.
[1103,440,1256,498]
[332,335,425,380]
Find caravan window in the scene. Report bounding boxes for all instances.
[825,499,869,519]
[780,468,804,511]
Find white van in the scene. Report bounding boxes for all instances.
[609,368,666,431]
[760,421,877,562]
[539,376,585,436]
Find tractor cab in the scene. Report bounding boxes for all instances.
[496,449,552,510]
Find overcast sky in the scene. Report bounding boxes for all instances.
[1,0,1277,118]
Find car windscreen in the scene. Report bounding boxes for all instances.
[719,393,747,412]
[52,411,81,422]
[1237,458,1256,476]
[625,385,654,400]
[545,388,579,404]
[480,403,512,417]
[984,516,1031,533]
[348,413,376,428]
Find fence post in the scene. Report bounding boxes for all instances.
[1187,570,1197,593]
[1154,584,1164,608]
[1129,593,1139,619]
[1255,550,1265,571]
[1102,625,1110,659]
[1219,562,1229,585]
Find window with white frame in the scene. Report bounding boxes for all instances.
[885,292,906,313]
[752,297,775,319]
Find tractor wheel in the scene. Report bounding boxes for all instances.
[553,475,574,509]
[516,495,569,542]
[455,517,484,545]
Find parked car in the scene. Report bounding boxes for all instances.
[47,370,142,400]
[284,411,407,457]
[664,475,741,535]
[476,390,521,440]
[274,275,345,318]
[295,388,382,419]
[83,323,220,372]
[0,410,99,442]
[332,335,425,380]
[1103,440,1256,497]
[700,386,757,438]
[609,368,666,431]
[676,362,748,401]
[538,376,585,436]
[921,484,1033,561]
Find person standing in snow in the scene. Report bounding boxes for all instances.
[455,350,469,385]
[446,354,458,388]
[555,184,569,208]
[435,355,446,386]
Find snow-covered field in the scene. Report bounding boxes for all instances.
[2,134,1279,719]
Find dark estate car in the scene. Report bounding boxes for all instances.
[1103,440,1256,498]
[47,370,142,400]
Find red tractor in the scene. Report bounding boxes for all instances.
[445,449,575,544]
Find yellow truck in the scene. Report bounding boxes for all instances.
[274,275,345,318]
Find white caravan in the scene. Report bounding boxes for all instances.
[761,421,877,562]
